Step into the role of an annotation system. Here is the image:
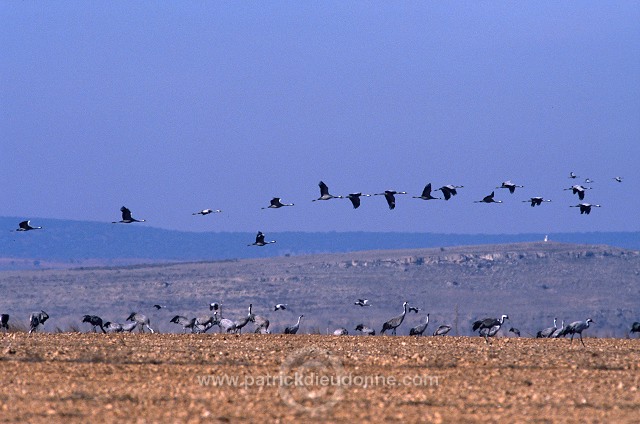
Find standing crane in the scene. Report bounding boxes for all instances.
[381,301,408,335]
[536,318,557,338]
[409,313,430,336]
[472,314,509,342]
[564,318,594,347]
[284,315,304,334]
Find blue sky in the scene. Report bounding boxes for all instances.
[2,2,639,234]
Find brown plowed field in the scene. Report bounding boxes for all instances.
[1,333,639,423]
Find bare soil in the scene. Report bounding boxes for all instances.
[1,333,639,423]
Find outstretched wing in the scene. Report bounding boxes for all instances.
[349,195,361,209]
[440,186,452,200]
[421,183,432,198]
[318,181,329,196]
[384,193,396,209]
[120,206,133,221]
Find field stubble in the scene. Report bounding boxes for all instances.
[0,333,639,423]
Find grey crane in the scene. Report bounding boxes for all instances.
[613,176,623,183]
[170,315,196,333]
[248,305,270,333]
[473,315,509,332]
[564,185,591,201]
[121,321,138,332]
[408,306,421,314]
[312,181,342,201]
[112,206,146,224]
[565,318,594,346]
[381,301,408,335]
[248,231,276,246]
[550,320,565,338]
[472,314,509,342]
[218,316,238,333]
[474,191,503,204]
[153,304,166,310]
[508,327,521,337]
[210,306,236,333]
[409,313,430,336]
[16,220,42,231]
[569,172,579,179]
[354,299,371,307]
[103,321,124,333]
[232,305,253,334]
[284,315,304,334]
[262,198,294,209]
[354,324,376,336]
[126,312,154,333]
[82,315,106,333]
[435,185,463,200]
[433,325,452,336]
[0,314,9,331]
[209,302,220,311]
[333,328,349,335]
[536,318,557,338]
[523,197,552,207]
[630,322,640,336]
[413,183,440,201]
[274,304,287,311]
[28,310,49,334]
[374,190,407,210]
[479,324,502,339]
[192,209,222,215]
[194,315,217,333]
[345,192,371,209]
[232,315,251,334]
[584,178,595,184]
[497,181,524,194]
[570,203,601,215]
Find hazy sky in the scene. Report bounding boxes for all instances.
[2,2,639,234]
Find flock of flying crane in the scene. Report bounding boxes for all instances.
[12,172,625,244]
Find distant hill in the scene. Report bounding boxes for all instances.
[1,216,639,270]
[0,241,638,336]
